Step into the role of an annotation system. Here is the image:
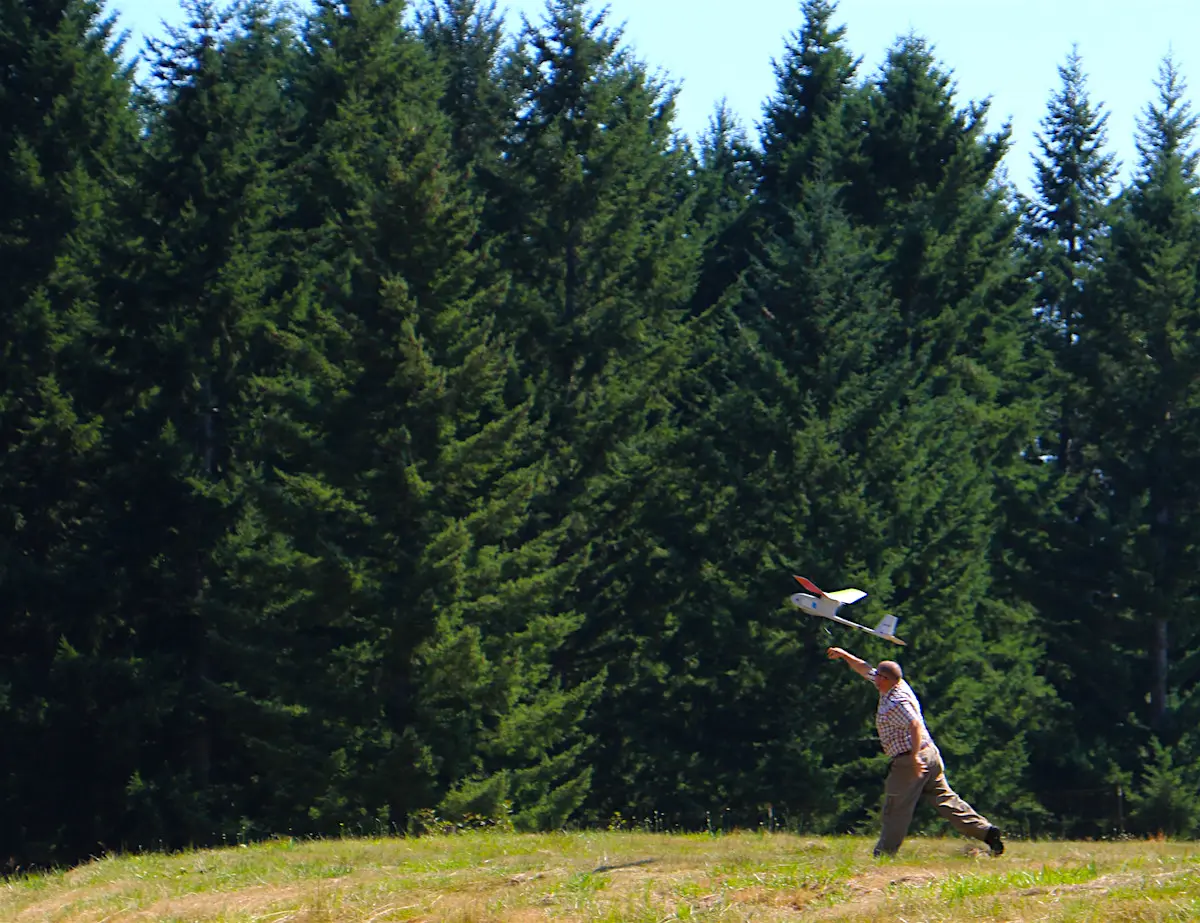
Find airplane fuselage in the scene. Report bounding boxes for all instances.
[790,591,843,620]
[789,592,906,646]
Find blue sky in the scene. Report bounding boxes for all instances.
[107,0,1198,191]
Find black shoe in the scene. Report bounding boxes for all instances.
[984,826,1004,856]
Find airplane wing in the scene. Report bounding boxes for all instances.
[823,612,907,645]
[793,576,867,606]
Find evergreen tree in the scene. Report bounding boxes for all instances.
[1027,46,1118,467]
[1125,737,1200,837]
[97,0,334,847]
[490,0,698,403]
[832,35,1054,826]
[758,0,859,207]
[9,0,1193,858]
[283,0,594,832]
[1022,48,1125,831]
[1028,48,1118,339]
[689,100,756,312]
[695,0,859,315]
[416,0,510,182]
[695,101,756,243]
[1085,56,1200,738]
[485,0,705,822]
[486,0,701,598]
[0,0,138,864]
[582,170,900,828]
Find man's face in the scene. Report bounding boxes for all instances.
[872,670,898,693]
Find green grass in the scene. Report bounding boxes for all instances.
[936,861,1100,902]
[3,831,1200,922]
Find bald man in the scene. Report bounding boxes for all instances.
[826,647,1004,858]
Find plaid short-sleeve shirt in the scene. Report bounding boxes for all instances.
[869,673,931,758]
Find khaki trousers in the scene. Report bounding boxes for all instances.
[875,743,993,856]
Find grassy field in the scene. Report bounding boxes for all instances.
[4,831,1200,922]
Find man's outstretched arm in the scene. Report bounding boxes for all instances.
[826,646,873,678]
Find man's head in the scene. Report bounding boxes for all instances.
[871,660,902,692]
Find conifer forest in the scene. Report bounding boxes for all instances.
[6,0,1200,868]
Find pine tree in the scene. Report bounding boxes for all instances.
[695,101,756,243]
[758,0,859,208]
[1021,48,1125,830]
[695,0,859,315]
[1027,46,1118,467]
[846,34,1006,232]
[1085,56,1200,737]
[581,171,900,828]
[93,0,338,847]
[486,0,701,602]
[0,0,139,864]
[690,101,756,312]
[416,0,510,181]
[490,0,698,404]
[1028,47,1118,314]
[830,34,1054,825]
[484,0,704,822]
[283,0,594,832]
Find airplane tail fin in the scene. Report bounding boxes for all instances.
[875,614,899,637]
[793,575,825,596]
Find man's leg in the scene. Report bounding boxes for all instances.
[874,749,930,856]
[920,748,998,848]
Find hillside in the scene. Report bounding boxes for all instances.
[5,832,1199,922]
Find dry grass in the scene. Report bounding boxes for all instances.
[3,831,1199,922]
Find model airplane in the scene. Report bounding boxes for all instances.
[789,575,906,646]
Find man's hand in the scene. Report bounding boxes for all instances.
[908,719,927,771]
[827,647,872,677]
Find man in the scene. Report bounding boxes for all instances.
[826,646,1004,858]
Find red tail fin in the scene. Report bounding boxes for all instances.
[793,575,825,596]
